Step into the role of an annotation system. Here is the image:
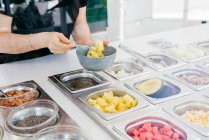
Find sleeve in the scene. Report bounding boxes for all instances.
[80,0,87,7]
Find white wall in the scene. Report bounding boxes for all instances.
[107,0,201,41]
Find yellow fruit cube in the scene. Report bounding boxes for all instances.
[103,91,114,103]
[88,98,97,105]
[93,104,103,112]
[117,103,127,112]
[104,104,117,113]
[112,96,120,106]
[95,40,104,51]
[96,97,108,107]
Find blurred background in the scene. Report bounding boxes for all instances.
[0,0,209,42]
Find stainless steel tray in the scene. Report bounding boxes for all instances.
[125,73,191,104]
[144,52,185,71]
[51,69,111,94]
[196,59,209,71]
[1,81,78,140]
[205,93,209,98]
[164,66,209,91]
[162,46,208,63]
[113,109,199,140]
[164,98,209,137]
[78,85,149,121]
[104,59,150,81]
[198,41,209,52]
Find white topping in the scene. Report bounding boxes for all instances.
[110,69,135,79]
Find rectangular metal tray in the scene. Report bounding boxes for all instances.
[104,59,150,81]
[164,65,209,91]
[162,46,209,63]
[196,59,209,71]
[205,93,209,98]
[164,98,209,137]
[198,41,209,52]
[125,73,191,104]
[50,69,111,94]
[0,81,77,140]
[78,85,149,121]
[144,52,185,71]
[113,109,199,140]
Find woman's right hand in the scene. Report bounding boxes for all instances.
[44,32,72,54]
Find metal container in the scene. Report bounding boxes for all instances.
[5,99,59,138]
[0,83,40,127]
[163,46,208,63]
[113,109,199,140]
[0,83,40,108]
[164,100,209,137]
[4,113,61,140]
[51,69,111,94]
[0,125,3,140]
[196,59,209,72]
[125,117,187,139]
[78,86,149,121]
[147,39,178,49]
[125,73,190,104]
[198,41,209,52]
[0,81,79,140]
[104,60,149,81]
[35,125,91,140]
[164,66,209,91]
[144,52,184,71]
[205,93,209,98]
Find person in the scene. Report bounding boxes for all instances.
[0,0,94,64]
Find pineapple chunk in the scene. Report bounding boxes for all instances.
[95,40,104,51]
[88,98,97,105]
[96,97,108,107]
[86,40,104,58]
[93,104,103,112]
[88,91,137,114]
[103,91,114,103]
[104,104,117,113]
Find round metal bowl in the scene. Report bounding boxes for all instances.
[6,99,59,135]
[0,83,40,108]
[35,125,91,140]
[0,125,4,140]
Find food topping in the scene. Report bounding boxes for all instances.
[88,91,137,113]
[181,110,209,128]
[0,90,37,107]
[127,123,184,140]
[87,41,105,58]
[166,47,205,61]
[178,73,209,86]
[110,69,135,79]
[135,78,163,95]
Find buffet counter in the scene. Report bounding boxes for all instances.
[1,24,209,140]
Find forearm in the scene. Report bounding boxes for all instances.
[0,32,47,54]
[72,7,93,45]
[72,23,92,45]
[0,14,12,32]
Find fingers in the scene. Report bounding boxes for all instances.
[103,40,109,46]
[57,33,71,45]
[51,50,68,54]
[56,41,72,50]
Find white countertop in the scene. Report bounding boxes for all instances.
[1,24,209,140]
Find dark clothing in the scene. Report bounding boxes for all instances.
[0,0,87,64]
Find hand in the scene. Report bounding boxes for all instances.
[44,32,72,54]
[103,40,109,46]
